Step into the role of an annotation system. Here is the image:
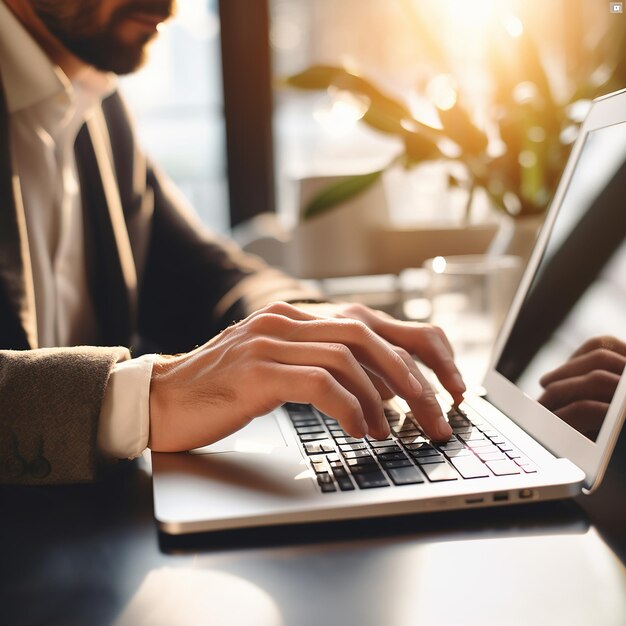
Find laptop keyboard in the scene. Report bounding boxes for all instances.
[285,403,539,493]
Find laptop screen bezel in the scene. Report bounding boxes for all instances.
[483,88,626,493]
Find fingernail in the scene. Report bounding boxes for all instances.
[453,374,466,391]
[358,419,369,439]
[408,373,422,395]
[380,414,391,438]
[438,418,452,439]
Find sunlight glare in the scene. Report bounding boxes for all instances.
[504,15,524,38]
[440,0,499,31]
[427,74,458,111]
[313,90,368,136]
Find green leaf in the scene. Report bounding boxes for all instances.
[438,102,488,155]
[285,65,345,91]
[286,65,412,130]
[302,170,384,221]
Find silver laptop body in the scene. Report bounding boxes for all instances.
[152,89,626,534]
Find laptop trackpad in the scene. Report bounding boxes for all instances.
[189,413,288,455]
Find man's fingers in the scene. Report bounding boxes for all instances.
[246,301,319,324]
[359,315,465,404]
[539,350,626,387]
[571,336,626,359]
[554,401,609,439]
[538,371,621,410]
[270,364,368,438]
[281,318,424,403]
[404,367,452,441]
[262,340,389,439]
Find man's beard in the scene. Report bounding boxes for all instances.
[31,0,174,74]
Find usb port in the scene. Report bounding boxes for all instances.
[493,492,509,502]
[465,497,484,504]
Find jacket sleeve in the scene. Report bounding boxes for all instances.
[0,346,129,485]
[137,164,322,353]
[101,91,322,356]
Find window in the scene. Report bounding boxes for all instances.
[120,0,228,233]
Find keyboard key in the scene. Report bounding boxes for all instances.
[450,456,490,478]
[378,452,409,462]
[286,402,315,414]
[444,448,474,459]
[451,426,474,435]
[291,417,322,426]
[326,453,341,463]
[466,439,495,449]
[368,439,396,448]
[381,458,413,469]
[477,451,507,462]
[339,443,368,452]
[304,442,334,455]
[399,435,429,445]
[505,449,522,459]
[480,429,499,438]
[300,433,329,442]
[421,463,459,482]
[353,471,389,489]
[343,449,373,460]
[458,429,485,441]
[372,446,402,456]
[331,466,356,490]
[296,425,326,435]
[388,466,425,485]
[497,443,514,452]
[311,460,330,474]
[437,441,464,452]
[518,463,538,474]
[407,447,439,458]
[345,456,378,469]
[515,458,539,473]
[415,454,445,464]
[372,443,402,452]
[335,437,364,446]
[486,459,521,475]
[336,476,355,491]
[317,473,336,492]
[403,441,435,451]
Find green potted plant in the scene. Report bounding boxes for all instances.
[281,5,626,269]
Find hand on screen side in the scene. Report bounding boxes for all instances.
[147,301,466,452]
[538,336,626,439]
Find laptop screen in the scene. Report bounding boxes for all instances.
[496,120,626,442]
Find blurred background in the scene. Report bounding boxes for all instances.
[119,0,626,238]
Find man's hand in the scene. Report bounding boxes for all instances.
[148,302,466,452]
[538,336,626,438]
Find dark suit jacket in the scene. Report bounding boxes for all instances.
[0,86,317,485]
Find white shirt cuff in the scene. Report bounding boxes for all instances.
[97,353,156,459]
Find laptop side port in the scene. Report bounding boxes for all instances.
[465,497,485,504]
[493,492,509,502]
[519,489,534,499]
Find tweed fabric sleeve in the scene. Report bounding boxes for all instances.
[0,346,129,485]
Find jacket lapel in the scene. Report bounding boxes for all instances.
[75,109,137,348]
[0,83,38,349]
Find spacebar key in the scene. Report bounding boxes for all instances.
[449,455,490,478]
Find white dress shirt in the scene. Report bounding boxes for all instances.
[0,1,152,459]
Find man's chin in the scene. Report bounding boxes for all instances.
[64,37,152,75]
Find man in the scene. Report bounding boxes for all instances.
[0,0,465,485]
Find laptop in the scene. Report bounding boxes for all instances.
[152,88,626,535]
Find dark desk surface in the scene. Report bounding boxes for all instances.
[2,440,626,626]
